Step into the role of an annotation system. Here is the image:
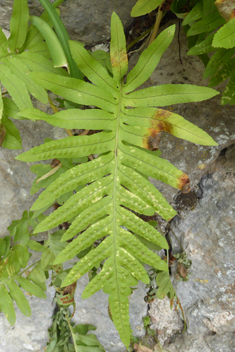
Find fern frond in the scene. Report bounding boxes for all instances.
[0,243,46,325]
[0,211,49,324]
[17,13,218,347]
[0,0,69,149]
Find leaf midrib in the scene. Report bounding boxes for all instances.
[112,79,126,334]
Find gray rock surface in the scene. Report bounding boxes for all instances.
[165,330,235,352]
[148,297,183,345]
[0,0,136,47]
[0,116,68,238]
[163,169,235,351]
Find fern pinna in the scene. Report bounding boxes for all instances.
[17,13,218,346]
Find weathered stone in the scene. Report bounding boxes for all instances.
[165,333,212,352]
[205,331,235,352]
[165,169,235,351]
[148,297,183,345]
[0,117,68,238]
[165,331,235,352]
[0,0,137,47]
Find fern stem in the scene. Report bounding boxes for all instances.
[20,259,41,275]
[36,162,62,183]
[65,314,77,349]
[127,25,153,53]
[148,2,164,46]
[79,129,90,136]
[1,259,41,287]
[52,0,65,8]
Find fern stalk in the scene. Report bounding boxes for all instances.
[148,2,164,46]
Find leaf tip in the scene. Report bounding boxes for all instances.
[178,174,190,193]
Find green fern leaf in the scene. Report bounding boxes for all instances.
[182,1,203,26]
[29,15,68,69]
[131,0,163,17]
[0,27,8,46]
[208,57,235,87]
[25,41,50,58]
[203,47,235,79]
[17,132,115,162]
[0,64,33,110]
[7,279,31,317]
[187,11,225,36]
[17,13,218,347]
[187,32,215,55]
[37,0,83,79]
[69,40,118,93]
[1,115,22,149]
[2,57,48,104]
[3,98,19,120]
[0,233,46,324]
[0,285,16,325]
[26,263,47,292]
[29,71,116,111]
[16,275,46,298]
[124,25,175,93]
[18,108,115,130]
[221,72,235,105]
[213,17,235,49]
[110,12,128,84]
[156,271,176,299]
[17,52,69,77]
[22,8,61,51]
[123,84,219,107]
[0,1,69,151]
[8,0,29,52]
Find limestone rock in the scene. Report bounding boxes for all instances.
[165,170,235,351]
[205,331,235,352]
[0,117,68,238]
[0,0,137,46]
[148,297,183,345]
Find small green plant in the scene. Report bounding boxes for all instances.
[46,301,105,352]
[0,0,70,149]
[130,0,235,105]
[183,0,235,105]
[174,251,192,281]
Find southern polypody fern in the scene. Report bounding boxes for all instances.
[17,13,218,346]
